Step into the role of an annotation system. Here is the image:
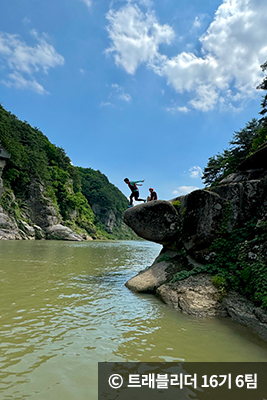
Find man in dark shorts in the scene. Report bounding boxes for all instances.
[124,178,146,207]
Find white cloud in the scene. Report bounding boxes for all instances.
[22,17,31,25]
[102,83,132,108]
[105,4,175,74]
[178,106,190,113]
[173,186,199,196]
[189,166,203,179]
[100,101,114,107]
[158,0,267,111]
[166,105,190,113]
[80,0,92,9]
[2,71,47,94]
[193,17,201,29]
[110,83,132,102]
[119,92,131,102]
[106,0,267,112]
[0,30,64,94]
[192,14,207,30]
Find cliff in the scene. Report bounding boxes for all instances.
[123,144,267,341]
[0,105,134,241]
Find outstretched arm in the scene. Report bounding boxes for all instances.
[132,180,145,186]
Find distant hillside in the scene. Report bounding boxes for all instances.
[0,104,135,240]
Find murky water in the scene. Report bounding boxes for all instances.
[1,240,267,399]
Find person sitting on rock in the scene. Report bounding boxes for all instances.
[147,187,158,202]
[124,178,146,207]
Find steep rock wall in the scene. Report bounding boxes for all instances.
[123,145,267,341]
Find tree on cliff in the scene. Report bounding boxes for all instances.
[257,61,267,122]
[202,119,261,185]
[0,104,131,239]
[202,61,267,186]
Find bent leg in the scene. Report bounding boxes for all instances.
[134,191,145,202]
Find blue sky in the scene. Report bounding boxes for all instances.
[1,0,267,202]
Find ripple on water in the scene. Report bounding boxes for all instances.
[1,240,267,399]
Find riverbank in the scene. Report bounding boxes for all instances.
[0,105,135,242]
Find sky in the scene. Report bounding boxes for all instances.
[0,0,267,202]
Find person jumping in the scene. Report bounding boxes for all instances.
[124,178,146,207]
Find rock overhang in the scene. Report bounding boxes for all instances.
[123,200,180,245]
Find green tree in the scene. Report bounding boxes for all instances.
[257,60,267,121]
[251,60,267,151]
[0,104,133,239]
[202,60,267,187]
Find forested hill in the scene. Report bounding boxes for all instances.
[0,104,135,240]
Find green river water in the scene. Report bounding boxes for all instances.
[1,240,267,399]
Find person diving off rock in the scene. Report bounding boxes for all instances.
[124,178,146,207]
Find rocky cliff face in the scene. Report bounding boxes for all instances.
[123,144,267,341]
[0,175,86,241]
[92,203,117,233]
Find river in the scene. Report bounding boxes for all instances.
[1,240,267,399]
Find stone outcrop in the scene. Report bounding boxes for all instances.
[126,249,203,293]
[0,145,11,199]
[0,180,85,241]
[92,204,117,234]
[46,224,83,241]
[156,274,267,341]
[24,180,61,230]
[157,274,227,318]
[0,144,89,241]
[0,199,23,240]
[123,201,180,245]
[123,144,267,341]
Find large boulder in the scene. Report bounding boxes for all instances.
[212,179,267,225]
[46,224,83,241]
[123,201,180,245]
[125,249,204,293]
[0,212,17,230]
[157,274,227,317]
[179,190,226,252]
[125,261,173,293]
[0,229,22,240]
[156,274,267,341]
[123,192,228,253]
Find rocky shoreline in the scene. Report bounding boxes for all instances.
[0,140,134,242]
[1,146,87,241]
[126,260,267,341]
[123,144,267,342]
[0,180,90,241]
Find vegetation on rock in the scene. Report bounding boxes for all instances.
[171,62,267,309]
[0,104,133,239]
[202,61,267,186]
